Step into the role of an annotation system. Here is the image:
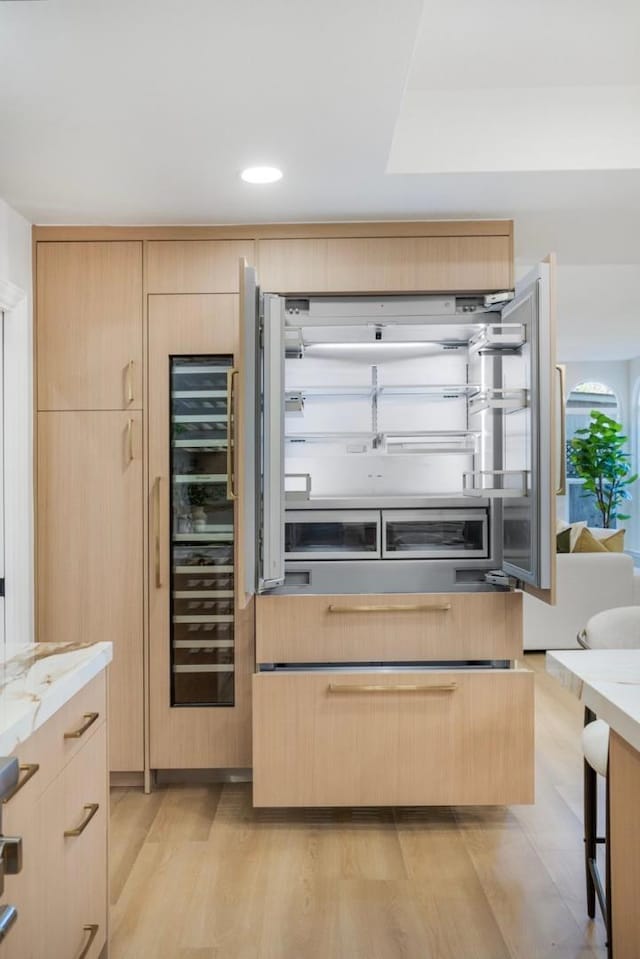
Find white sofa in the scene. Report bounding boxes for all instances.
[523,552,640,650]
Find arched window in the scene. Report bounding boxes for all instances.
[566,382,619,525]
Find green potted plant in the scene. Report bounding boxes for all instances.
[568,410,637,528]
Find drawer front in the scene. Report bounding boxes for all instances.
[381,509,488,560]
[256,592,522,664]
[5,670,107,807]
[252,669,534,807]
[285,510,381,561]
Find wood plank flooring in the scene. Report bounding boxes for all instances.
[109,654,608,959]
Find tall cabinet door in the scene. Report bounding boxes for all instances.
[148,294,252,769]
[37,411,144,771]
[37,241,143,410]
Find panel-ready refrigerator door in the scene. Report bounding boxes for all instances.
[500,255,558,604]
[238,259,285,600]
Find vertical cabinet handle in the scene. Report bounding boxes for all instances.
[555,364,567,495]
[126,418,135,463]
[77,923,99,959]
[154,476,163,588]
[226,368,239,502]
[125,360,135,406]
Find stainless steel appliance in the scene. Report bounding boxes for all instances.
[0,757,22,944]
[241,261,557,597]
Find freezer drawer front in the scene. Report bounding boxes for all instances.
[252,669,534,807]
[382,509,488,560]
[256,591,522,664]
[285,509,381,561]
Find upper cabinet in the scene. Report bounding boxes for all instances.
[146,240,255,293]
[258,233,513,294]
[37,241,143,411]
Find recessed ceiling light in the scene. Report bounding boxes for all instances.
[240,166,283,184]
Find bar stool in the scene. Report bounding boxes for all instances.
[578,605,640,942]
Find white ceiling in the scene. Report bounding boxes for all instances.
[1,0,639,359]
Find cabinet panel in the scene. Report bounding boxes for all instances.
[258,235,512,294]
[256,592,522,664]
[37,241,142,410]
[37,413,143,771]
[1,795,41,959]
[146,240,255,293]
[148,294,252,769]
[253,668,533,807]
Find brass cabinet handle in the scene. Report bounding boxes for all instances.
[328,683,458,694]
[77,923,100,959]
[226,368,239,502]
[555,364,567,495]
[2,764,39,804]
[64,803,99,838]
[327,603,452,614]
[126,418,135,463]
[64,712,99,740]
[154,476,163,588]
[125,360,135,405]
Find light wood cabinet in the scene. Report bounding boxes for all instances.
[258,234,512,294]
[256,592,522,664]
[253,668,534,807]
[37,412,143,772]
[0,672,108,959]
[37,241,142,411]
[148,294,252,769]
[146,240,255,293]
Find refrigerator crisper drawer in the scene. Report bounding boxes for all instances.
[252,668,534,807]
[284,510,381,560]
[382,509,488,560]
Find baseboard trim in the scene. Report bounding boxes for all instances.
[110,771,145,788]
[155,768,253,785]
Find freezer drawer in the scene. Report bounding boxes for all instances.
[256,592,523,664]
[284,510,381,560]
[382,509,488,560]
[252,668,534,807]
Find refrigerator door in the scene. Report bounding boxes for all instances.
[259,293,286,590]
[500,255,557,604]
[238,259,258,606]
[239,260,286,597]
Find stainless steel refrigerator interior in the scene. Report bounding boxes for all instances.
[241,259,556,601]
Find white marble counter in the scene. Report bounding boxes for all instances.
[546,650,640,754]
[0,642,112,756]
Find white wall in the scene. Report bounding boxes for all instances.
[0,197,33,644]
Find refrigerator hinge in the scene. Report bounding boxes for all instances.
[485,569,516,589]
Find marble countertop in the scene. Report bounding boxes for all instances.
[546,650,640,754]
[0,642,112,756]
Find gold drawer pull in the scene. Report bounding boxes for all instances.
[327,603,452,614]
[77,923,99,959]
[126,417,135,463]
[2,764,40,804]
[64,712,99,740]
[125,359,135,405]
[328,683,458,694]
[65,803,99,838]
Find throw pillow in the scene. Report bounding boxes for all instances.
[573,527,608,553]
[601,529,625,552]
[556,528,571,553]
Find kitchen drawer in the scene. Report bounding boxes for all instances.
[256,592,522,664]
[252,668,534,807]
[4,671,107,806]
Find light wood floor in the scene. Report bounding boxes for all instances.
[109,654,608,959]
